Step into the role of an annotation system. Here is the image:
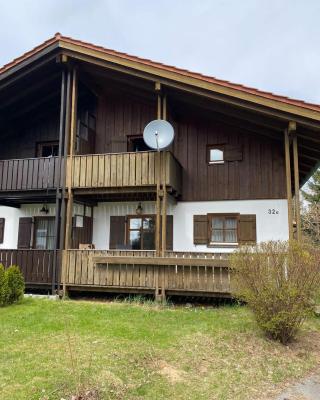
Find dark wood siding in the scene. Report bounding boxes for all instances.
[172,111,286,201]
[94,90,286,201]
[95,91,156,154]
[0,111,59,160]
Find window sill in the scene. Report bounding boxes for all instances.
[208,242,238,248]
[208,161,224,165]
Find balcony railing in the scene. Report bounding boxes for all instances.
[63,250,231,296]
[67,151,182,194]
[0,157,62,191]
[0,151,182,195]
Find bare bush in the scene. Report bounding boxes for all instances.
[230,241,320,344]
[302,203,320,246]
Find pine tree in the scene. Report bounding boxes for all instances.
[302,169,320,204]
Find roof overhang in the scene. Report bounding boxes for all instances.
[1,34,320,126]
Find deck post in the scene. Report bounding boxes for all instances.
[291,122,301,242]
[52,68,66,295]
[155,83,164,301]
[284,127,293,240]
[59,70,72,250]
[63,67,78,297]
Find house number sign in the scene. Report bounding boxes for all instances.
[268,209,279,215]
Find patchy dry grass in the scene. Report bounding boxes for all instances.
[0,298,319,400]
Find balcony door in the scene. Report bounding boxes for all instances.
[127,215,155,250]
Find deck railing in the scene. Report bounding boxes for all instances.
[67,151,182,194]
[63,250,231,295]
[0,151,182,194]
[0,157,62,191]
[0,249,59,286]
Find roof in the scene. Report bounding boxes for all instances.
[1,32,320,115]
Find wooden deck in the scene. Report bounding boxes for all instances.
[0,249,231,297]
[0,151,182,195]
[63,250,231,297]
[0,249,60,287]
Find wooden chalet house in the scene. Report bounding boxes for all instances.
[0,33,319,299]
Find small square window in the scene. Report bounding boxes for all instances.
[207,145,224,164]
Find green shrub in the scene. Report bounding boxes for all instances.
[0,264,10,306]
[230,241,320,344]
[6,265,24,304]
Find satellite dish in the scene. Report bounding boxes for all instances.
[143,119,174,151]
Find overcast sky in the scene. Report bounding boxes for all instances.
[1,0,320,104]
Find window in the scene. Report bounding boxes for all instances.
[37,141,59,157]
[208,214,239,245]
[207,145,224,164]
[34,217,55,250]
[127,136,152,152]
[127,216,155,250]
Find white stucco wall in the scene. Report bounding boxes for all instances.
[92,199,289,252]
[0,199,289,251]
[0,203,89,249]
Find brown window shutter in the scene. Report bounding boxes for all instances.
[0,218,5,244]
[18,217,33,249]
[72,216,93,249]
[109,216,126,249]
[166,215,173,250]
[225,145,243,161]
[193,215,208,245]
[239,214,256,244]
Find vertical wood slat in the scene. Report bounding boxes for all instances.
[0,157,59,191]
[0,249,56,285]
[61,250,230,295]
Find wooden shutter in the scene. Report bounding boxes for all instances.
[72,216,93,249]
[166,215,173,250]
[239,214,256,244]
[0,218,5,244]
[109,216,126,249]
[18,217,32,249]
[193,215,208,245]
[225,145,243,161]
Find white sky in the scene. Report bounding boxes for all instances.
[1,0,320,105]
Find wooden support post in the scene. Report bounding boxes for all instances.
[284,127,293,240]
[291,122,301,242]
[65,68,78,250]
[63,68,78,297]
[52,69,66,295]
[163,94,167,121]
[59,70,71,250]
[161,154,167,256]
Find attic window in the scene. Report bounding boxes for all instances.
[208,145,224,164]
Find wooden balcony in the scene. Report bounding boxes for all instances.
[67,151,182,196]
[0,157,62,192]
[0,151,182,196]
[63,250,231,297]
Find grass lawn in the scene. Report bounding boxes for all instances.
[0,298,320,400]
